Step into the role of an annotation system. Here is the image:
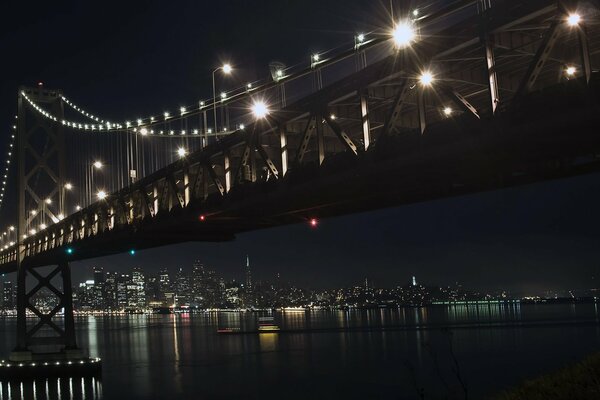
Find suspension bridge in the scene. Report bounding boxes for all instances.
[0,0,599,373]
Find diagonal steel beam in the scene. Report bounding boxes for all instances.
[441,86,481,120]
[578,24,592,84]
[205,162,225,196]
[294,115,316,165]
[255,140,279,180]
[514,18,561,100]
[382,80,411,136]
[323,115,358,156]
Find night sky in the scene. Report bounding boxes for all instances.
[1,1,599,295]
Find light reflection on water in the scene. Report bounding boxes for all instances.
[0,303,599,399]
[0,376,101,400]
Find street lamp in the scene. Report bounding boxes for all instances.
[177,147,187,158]
[251,101,269,119]
[212,63,233,136]
[392,20,416,48]
[419,71,434,86]
[567,13,581,27]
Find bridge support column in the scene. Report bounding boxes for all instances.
[11,260,81,361]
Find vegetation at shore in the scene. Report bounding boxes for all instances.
[493,353,600,400]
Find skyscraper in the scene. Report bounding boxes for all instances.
[175,267,190,306]
[245,255,252,293]
[93,266,105,310]
[117,273,130,309]
[244,255,253,307]
[104,272,118,310]
[130,267,146,309]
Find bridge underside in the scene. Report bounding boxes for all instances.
[2,76,599,273]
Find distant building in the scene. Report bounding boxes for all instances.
[175,267,190,306]
[245,255,252,293]
[93,267,105,310]
[76,280,96,310]
[130,267,146,309]
[145,275,161,305]
[2,280,13,309]
[159,268,171,305]
[104,272,118,310]
[117,273,130,309]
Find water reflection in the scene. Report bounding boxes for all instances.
[1,304,599,399]
[0,377,102,400]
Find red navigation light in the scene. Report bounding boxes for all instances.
[309,218,318,228]
[199,215,206,222]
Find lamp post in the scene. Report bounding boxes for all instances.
[61,182,73,217]
[212,63,232,137]
[91,161,103,205]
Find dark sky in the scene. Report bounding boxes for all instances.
[1,1,599,295]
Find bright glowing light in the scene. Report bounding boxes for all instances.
[566,66,577,76]
[220,92,227,100]
[8,226,14,231]
[310,218,318,227]
[392,20,415,47]
[199,214,206,221]
[96,190,107,200]
[419,71,434,86]
[239,124,245,130]
[66,247,73,255]
[251,101,269,119]
[29,229,36,235]
[45,198,52,204]
[177,147,187,158]
[567,13,581,26]
[93,161,103,169]
[247,83,253,89]
[30,210,37,216]
[140,128,148,135]
[443,107,453,116]
[357,33,365,43]
[276,69,284,78]
[312,54,320,62]
[58,213,64,220]
[129,249,136,256]
[413,9,419,17]
[222,63,232,74]
[180,106,186,114]
[330,114,337,120]
[164,111,170,119]
[75,205,81,211]
[64,183,73,190]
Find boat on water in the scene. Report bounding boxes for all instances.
[217,316,280,334]
[258,316,280,332]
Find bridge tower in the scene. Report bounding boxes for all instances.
[11,86,80,361]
